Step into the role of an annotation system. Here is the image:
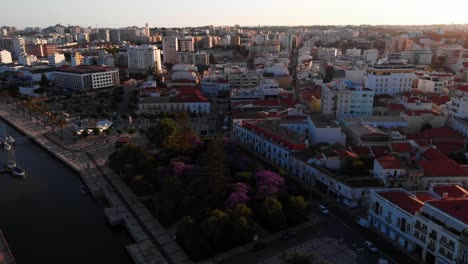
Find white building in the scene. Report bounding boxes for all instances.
[401,50,433,65]
[307,115,346,145]
[162,36,178,64]
[138,88,210,113]
[47,53,66,67]
[18,53,37,66]
[317,48,338,62]
[234,119,308,171]
[364,59,415,95]
[369,189,423,253]
[346,48,361,57]
[54,65,119,91]
[447,86,468,119]
[12,36,25,57]
[320,81,374,120]
[413,198,468,264]
[417,76,450,94]
[0,49,12,64]
[201,77,230,96]
[127,45,162,73]
[373,156,407,187]
[363,49,379,65]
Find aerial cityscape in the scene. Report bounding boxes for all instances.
[1,1,468,264]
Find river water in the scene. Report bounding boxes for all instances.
[0,119,133,264]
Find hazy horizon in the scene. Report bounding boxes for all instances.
[3,0,468,29]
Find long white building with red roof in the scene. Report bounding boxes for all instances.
[370,185,468,264]
[138,87,210,113]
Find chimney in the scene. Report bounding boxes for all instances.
[443,192,449,199]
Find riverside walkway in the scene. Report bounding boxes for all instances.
[0,103,191,264]
[0,230,15,264]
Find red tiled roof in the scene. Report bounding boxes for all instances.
[403,110,439,116]
[416,193,436,202]
[426,199,468,225]
[430,95,450,106]
[338,150,359,159]
[378,191,423,215]
[371,146,391,158]
[463,62,468,68]
[421,148,451,161]
[418,160,468,177]
[433,185,468,198]
[388,103,405,111]
[421,127,463,139]
[301,90,321,100]
[174,87,208,103]
[390,143,411,153]
[351,146,371,155]
[377,156,405,169]
[456,85,468,92]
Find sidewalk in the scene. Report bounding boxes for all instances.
[260,236,358,264]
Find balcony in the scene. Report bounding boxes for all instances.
[385,216,392,224]
[440,240,455,250]
[414,224,427,234]
[429,232,437,241]
[428,243,435,252]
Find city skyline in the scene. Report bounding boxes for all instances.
[4,0,468,29]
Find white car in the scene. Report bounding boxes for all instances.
[363,240,378,253]
[319,204,329,215]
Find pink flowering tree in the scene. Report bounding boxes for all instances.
[172,162,194,177]
[254,170,284,199]
[226,182,251,208]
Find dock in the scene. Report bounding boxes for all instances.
[0,230,15,264]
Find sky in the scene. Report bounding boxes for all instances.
[3,0,468,29]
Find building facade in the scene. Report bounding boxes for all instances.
[127,45,162,73]
[54,66,119,91]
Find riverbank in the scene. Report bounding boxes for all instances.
[0,103,191,264]
[0,229,15,264]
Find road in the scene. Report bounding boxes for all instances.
[221,192,407,264]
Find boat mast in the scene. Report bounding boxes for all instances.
[3,125,15,164]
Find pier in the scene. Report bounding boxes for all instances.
[0,103,191,264]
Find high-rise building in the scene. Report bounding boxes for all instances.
[162,36,178,64]
[12,37,25,58]
[127,45,162,73]
[145,23,150,37]
[43,44,58,57]
[321,80,374,120]
[203,36,212,49]
[364,59,415,95]
[0,50,12,64]
[178,37,194,52]
[25,44,44,57]
[109,29,120,43]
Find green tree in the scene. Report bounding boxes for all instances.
[81,129,89,137]
[146,118,176,147]
[285,196,309,225]
[92,127,100,136]
[39,73,49,87]
[257,197,286,231]
[202,137,228,201]
[128,127,136,134]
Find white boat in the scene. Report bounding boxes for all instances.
[11,166,26,177]
[80,185,90,194]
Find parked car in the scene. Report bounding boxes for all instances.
[363,240,378,253]
[355,218,370,228]
[319,204,329,215]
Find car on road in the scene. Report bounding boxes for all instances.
[355,218,370,228]
[363,240,378,253]
[319,204,329,215]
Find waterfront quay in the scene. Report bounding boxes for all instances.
[0,103,191,264]
[0,230,15,264]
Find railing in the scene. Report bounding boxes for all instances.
[429,232,437,240]
[440,239,455,250]
[428,243,435,252]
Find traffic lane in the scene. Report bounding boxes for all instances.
[326,203,409,264]
[223,210,379,264]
